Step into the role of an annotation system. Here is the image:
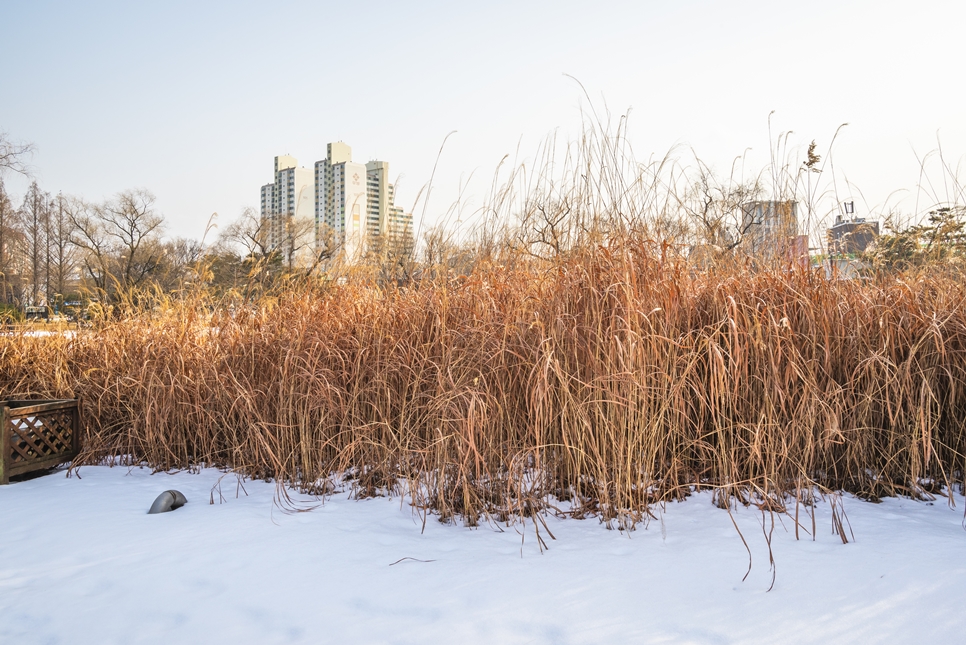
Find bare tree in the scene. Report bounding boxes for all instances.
[0,131,33,177]
[0,178,25,304]
[681,163,763,251]
[219,208,330,287]
[99,189,165,293]
[69,199,112,295]
[513,197,582,258]
[220,207,273,260]
[46,194,78,301]
[68,189,165,301]
[216,207,282,291]
[19,182,49,305]
[280,215,316,271]
[154,237,205,292]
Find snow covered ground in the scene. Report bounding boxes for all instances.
[2,466,965,644]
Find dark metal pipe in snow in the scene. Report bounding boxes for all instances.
[148,490,188,514]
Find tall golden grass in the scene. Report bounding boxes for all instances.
[2,242,965,528]
[4,114,965,534]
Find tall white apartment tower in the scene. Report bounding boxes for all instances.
[316,142,368,261]
[260,155,314,250]
[365,160,391,239]
[366,160,414,250]
[260,183,274,228]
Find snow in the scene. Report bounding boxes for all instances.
[2,466,966,644]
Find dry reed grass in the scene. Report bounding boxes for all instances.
[3,112,965,539]
[2,244,965,531]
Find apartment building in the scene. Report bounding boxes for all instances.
[260,154,314,251]
[261,143,413,264]
[365,160,391,239]
[315,143,368,260]
[366,160,415,252]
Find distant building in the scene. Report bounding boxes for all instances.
[260,155,314,252]
[261,143,413,264]
[826,216,879,256]
[366,160,415,256]
[316,143,368,261]
[739,201,800,262]
[365,160,391,239]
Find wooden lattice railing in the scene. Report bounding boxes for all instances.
[1,400,81,484]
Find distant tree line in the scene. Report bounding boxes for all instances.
[0,131,419,314]
[866,207,966,272]
[0,179,219,309]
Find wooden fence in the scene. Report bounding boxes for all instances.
[1,400,81,484]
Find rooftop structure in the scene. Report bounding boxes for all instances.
[826,215,880,256]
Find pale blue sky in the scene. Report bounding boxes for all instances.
[2,0,964,239]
